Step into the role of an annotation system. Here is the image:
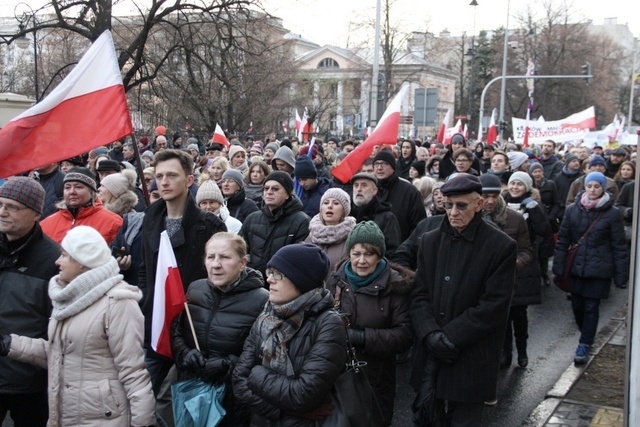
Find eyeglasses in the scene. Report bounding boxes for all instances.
[0,201,27,213]
[266,268,284,281]
[373,161,391,168]
[443,201,470,211]
[455,158,471,163]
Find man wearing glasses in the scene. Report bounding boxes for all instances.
[410,173,517,426]
[438,133,481,180]
[0,177,60,426]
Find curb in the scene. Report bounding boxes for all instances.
[524,303,627,427]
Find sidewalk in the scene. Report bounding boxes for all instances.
[526,303,627,427]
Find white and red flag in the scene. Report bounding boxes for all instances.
[436,108,451,143]
[298,109,309,141]
[486,109,498,145]
[212,123,230,149]
[332,85,407,183]
[151,230,187,358]
[0,31,132,178]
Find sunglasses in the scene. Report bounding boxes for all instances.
[443,201,471,211]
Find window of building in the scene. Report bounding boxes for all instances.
[318,58,339,69]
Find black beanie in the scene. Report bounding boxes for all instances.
[267,243,330,293]
[294,156,318,179]
[479,173,502,195]
[264,171,294,195]
[373,150,397,170]
[411,160,426,176]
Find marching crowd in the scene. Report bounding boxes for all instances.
[0,129,631,426]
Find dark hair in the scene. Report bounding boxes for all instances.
[152,149,192,177]
[490,150,510,165]
[453,148,473,161]
[245,160,270,185]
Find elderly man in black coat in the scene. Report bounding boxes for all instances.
[410,173,517,426]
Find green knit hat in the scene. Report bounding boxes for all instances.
[345,221,386,257]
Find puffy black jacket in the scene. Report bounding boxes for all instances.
[0,224,59,393]
[171,269,269,426]
[226,187,259,223]
[299,177,331,218]
[352,197,401,257]
[376,173,427,241]
[553,192,629,296]
[232,291,347,427]
[240,195,310,278]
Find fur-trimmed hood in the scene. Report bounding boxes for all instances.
[108,281,143,302]
[104,190,139,217]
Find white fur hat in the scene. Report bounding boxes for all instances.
[100,173,129,198]
[61,226,112,268]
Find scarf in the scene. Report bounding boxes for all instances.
[580,191,610,211]
[345,259,387,290]
[257,288,324,377]
[308,215,356,246]
[49,257,122,321]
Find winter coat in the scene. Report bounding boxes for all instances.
[171,269,269,426]
[438,150,482,181]
[305,215,356,273]
[352,197,401,257]
[41,199,123,244]
[240,195,310,277]
[615,180,635,226]
[326,261,414,425]
[139,195,227,350]
[232,291,347,427]
[553,167,583,211]
[396,140,417,180]
[565,174,619,207]
[0,224,59,394]
[39,167,65,219]
[376,173,427,241]
[103,190,139,218]
[245,183,264,208]
[226,187,260,223]
[110,211,145,287]
[533,177,562,257]
[410,213,517,402]
[553,192,629,298]
[539,155,563,180]
[390,215,443,270]
[9,282,156,427]
[299,177,331,218]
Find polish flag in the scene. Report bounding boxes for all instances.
[151,230,187,358]
[332,85,407,183]
[436,109,451,143]
[486,109,498,145]
[212,123,230,149]
[0,31,132,178]
[454,119,463,133]
[463,124,469,139]
[295,110,302,134]
[281,121,289,133]
[298,110,308,141]
[522,109,531,148]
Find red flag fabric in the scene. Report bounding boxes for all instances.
[436,109,451,143]
[0,31,132,178]
[331,86,407,183]
[151,230,187,358]
[212,123,230,149]
[487,109,497,145]
[523,109,531,148]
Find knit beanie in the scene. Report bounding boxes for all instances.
[250,142,263,155]
[345,220,386,258]
[298,145,319,158]
[264,171,294,195]
[187,143,199,152]
[61,226,112,268]
[267,243,330,294]
[479,174,502,195]
[588,155,606,168]
[196,180,224,205]
[0,176,46,214]
[564,153,579,166]
[507,151,529,171]
[411,160,426,176]
[320,188,351,217]
[265,143,279,154]
[229,145,247,161]
[294,156,318,179]
[222,169,245,189]
[585,171,606,188]
[529,162,543,174]
[100,173,129,198]
[64,167,97,192]
[509,171,533,192]
[373,150,397,170]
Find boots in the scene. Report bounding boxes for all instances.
[499,349,512,369]
[516,339,528,368]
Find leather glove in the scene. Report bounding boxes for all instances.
[285,395,334,420]
[347,328,365,347]
[198,357,230,384]
[425,331,459,363]
[179,349,206,372]
[624,207,633,220]
[0,334,10,357]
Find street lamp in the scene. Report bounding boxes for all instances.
[498,0,511,143]
[14,3,39,102]
[467,0,479,136]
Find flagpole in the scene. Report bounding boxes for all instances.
[129,134,151,206]
[183,302,200,351]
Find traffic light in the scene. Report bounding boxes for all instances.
[581,63,592,84]
[377,72,386,102]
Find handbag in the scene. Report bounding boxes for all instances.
[555,212,604,292]
[322,319,384,427]
[171,379,226,427]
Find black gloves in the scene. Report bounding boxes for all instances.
[0,334,10,357]
[425,331,459,363]
[199,357,231,384]
[347,328,365,347]
[179,349,206,372]
[624,207,633,221]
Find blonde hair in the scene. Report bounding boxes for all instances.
[205,232,247,259]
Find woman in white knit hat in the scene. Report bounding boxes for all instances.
[196,180,242,234]
[98,170,140,217]
[0,226,155,426]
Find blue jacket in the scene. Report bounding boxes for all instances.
[299,177,331,218]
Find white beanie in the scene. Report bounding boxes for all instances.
[228,145,247,161]
[100,173,129,198]
[508,171,533,192]
[61,226,112,268]
[507,151,529,171]
[196,180,224,205]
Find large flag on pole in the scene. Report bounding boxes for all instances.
[436,108,451,143]
[0,31,132,178]
[486,109,498,145]
[522,108,531,148]
[151,231,187,358]
[331,85,407,184]
[212,123,230,149]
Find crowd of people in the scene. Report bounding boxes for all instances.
[0,128,632,426]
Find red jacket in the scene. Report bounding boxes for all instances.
[40,200,123,244]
